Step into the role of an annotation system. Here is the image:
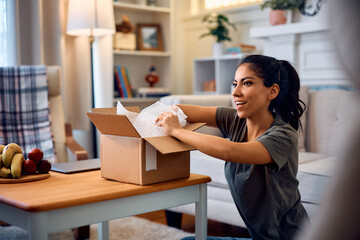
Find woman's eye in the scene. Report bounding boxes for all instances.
[243,81,252,86]
[232,82,237,87]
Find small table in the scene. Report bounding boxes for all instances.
[0,171,211,240]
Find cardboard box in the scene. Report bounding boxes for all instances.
[87,107,204,185]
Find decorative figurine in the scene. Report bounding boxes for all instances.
[145,65,159,87]
[114,15,136,50]
[116,15,133,33]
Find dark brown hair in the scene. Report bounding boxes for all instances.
[240,54,306,131]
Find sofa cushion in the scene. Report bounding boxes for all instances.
[297,156,337,205]
[305,89,360,155]
[298,152,327,165]
[190,150,228,188]
[298,155,337,176]
[160,94,232,106]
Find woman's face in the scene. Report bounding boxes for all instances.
[232,64,275,119]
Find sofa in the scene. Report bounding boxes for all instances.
[160,87,360,228]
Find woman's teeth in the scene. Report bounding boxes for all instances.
[236,101,246,105]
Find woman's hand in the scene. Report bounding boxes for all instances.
[156,112,182,136]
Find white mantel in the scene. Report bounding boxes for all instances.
[250,22,352,87]
[250,22,330,39]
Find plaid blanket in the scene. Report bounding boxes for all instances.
[0,66,55,163]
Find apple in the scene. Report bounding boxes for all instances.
[28,148,43,162]
[22,159,37,174]
[37,159,51,173]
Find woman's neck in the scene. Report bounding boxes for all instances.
[246,111,275,142]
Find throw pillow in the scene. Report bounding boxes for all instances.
[0,66,55,163]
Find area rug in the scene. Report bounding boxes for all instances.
[0,216,192,240]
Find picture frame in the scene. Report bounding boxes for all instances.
[136,23,164,51]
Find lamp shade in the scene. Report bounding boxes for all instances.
[67,0,115,37]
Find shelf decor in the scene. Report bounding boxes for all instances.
[199,13,237,57]
[260,0,300,25]
[260,0,325,25]
[114,15,136,50]
[145,65,160,87]
[136,23,164,51]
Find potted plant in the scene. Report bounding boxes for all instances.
[200,13,237,56]
[260,0,301,25]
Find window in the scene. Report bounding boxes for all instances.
[0,0,7,66]
[0,0,16,66]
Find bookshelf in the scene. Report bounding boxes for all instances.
[112,0,174,106]
[193,54,243,95]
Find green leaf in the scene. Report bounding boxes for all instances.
[199,13,237,43]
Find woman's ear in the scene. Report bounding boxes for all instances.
[268,84,280,100]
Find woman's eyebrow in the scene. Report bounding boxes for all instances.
[240,77,255,82]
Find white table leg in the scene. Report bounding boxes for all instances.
[195,183,207,240]
[98,220,109,240]
[27,212,48,240]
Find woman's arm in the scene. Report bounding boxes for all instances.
[156,112,273,164]
[177,104,217,127]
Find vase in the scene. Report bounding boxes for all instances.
[212,42,225,57]
[269,9,287,25]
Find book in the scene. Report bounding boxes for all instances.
[114,73,120,98]
[116,65,128,98]
[114,67,124,98]
[137,87,171,98]
[121,66,133,98]
[124,67,134,97]
[226,44,256,55]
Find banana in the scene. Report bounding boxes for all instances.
[10,153,24,178]
[2,143,23,168]
[0,144,5,153]
[0,145,4,168]
[0,167,11,178]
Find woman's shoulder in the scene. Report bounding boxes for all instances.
[263,114,298,141]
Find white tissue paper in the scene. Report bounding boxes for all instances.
[116,101,187,138]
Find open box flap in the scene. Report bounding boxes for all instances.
[144,136,196,154]
[144,122,206,154]
[87,112,141,138]
[183,122,206,131]
[92,107,141,113]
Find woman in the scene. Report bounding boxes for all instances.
[156,55,308,240]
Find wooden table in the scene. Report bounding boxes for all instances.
[0,171,211,240]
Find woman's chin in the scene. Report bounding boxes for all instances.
[236,111,247,119]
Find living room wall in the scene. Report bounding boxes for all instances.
[173,0,332,94]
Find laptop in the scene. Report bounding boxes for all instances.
[51,158,101,174]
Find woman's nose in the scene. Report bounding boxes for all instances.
[232,85,242,97]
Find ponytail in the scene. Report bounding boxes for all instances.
[240,55,306,131]
[274,60,306,131]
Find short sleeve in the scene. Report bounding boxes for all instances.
[257,125,297,171]
[216,107,236,138]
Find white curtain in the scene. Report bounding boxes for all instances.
[0,0,18,66]
[1,0,96,156]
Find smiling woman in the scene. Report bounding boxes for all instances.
[157,54,308,240]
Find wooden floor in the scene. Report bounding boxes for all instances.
[137,210,251,238]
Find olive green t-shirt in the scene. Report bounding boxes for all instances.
[216,107,308,240]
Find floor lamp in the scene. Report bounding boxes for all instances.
[67,0,115,158]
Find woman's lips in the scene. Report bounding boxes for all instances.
[235,101,246,110]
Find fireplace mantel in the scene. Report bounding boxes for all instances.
[250,22,351,86]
